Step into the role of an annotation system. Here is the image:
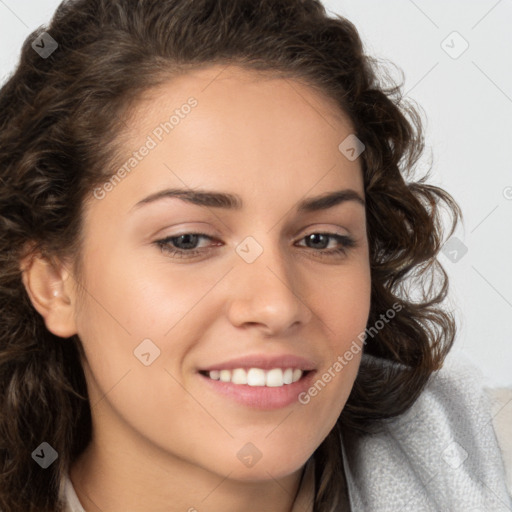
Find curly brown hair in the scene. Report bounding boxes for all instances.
[0,0,461,510]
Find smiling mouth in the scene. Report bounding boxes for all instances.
[199,367,312,387]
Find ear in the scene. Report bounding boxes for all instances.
[20,251,78,338]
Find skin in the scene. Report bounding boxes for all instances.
[22,65,371,512]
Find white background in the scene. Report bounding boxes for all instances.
[1,0,511,386]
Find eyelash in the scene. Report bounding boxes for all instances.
[154,232,356,260]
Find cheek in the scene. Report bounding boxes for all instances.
[300,264,370,423]
[72,244,227,417]
[313,263,372,342]
[75,238,204,339]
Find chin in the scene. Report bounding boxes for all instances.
[205,444,313,483]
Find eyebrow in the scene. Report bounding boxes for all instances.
[131,187,365,213]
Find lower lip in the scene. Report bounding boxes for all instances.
[198,371,317,410]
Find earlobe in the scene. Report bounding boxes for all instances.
[20,251,78,338]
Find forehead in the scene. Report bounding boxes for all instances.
[127,63,355,150]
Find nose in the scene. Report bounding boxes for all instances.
[226,237,313,336]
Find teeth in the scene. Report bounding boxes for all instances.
[206,368,304,387]
[247,368,266,386]
[219,369,231,382]
[265,368,283,387]
[232,368,248,385]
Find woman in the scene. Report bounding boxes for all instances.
[0,0,510,510]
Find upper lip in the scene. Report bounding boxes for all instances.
[198,354,318,372]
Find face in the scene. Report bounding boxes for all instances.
[70,65,371,482]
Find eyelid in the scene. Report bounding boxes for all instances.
[296,224,354,243]
[300,224,350,236]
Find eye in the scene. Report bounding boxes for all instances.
[154,231,356,260]
[296,233,356,258]
[155,233,217,259]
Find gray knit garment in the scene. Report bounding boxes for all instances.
[341,351,512,511]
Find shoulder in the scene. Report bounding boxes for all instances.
[342,351,512,511]
[414,351,512,496]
